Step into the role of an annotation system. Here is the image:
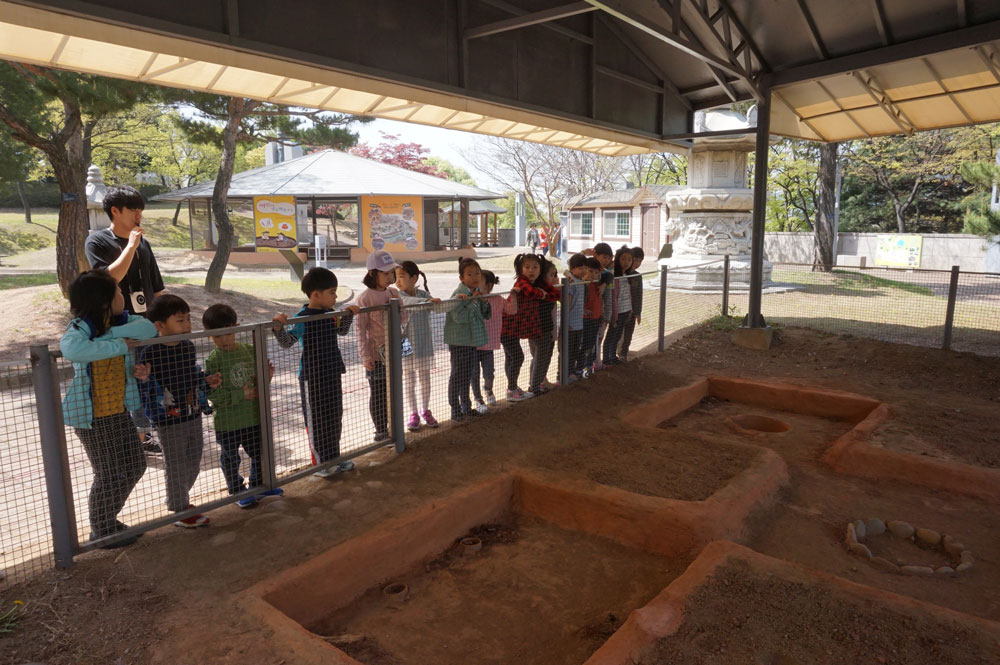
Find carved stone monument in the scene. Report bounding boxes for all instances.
[663,107,772,290]
[85,164,108,231]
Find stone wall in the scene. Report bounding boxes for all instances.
[764,232,1000,272]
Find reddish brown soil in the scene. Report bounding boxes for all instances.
[2,325,999,665]
[316,518,688,665]
[530,425,757,501]
[641,560,1000,665]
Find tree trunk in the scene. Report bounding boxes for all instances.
[205,98,258,293]
[16,180,31,224]
[895,206,906,233]
[812,142,838,272]
[172,201,182,226]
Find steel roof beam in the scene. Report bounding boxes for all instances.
[465,1,597,39]
[772,19,1000,87]
[583,0,746,79]
[852,69,916,134]
[772,89,826,141]
[594,13,692,110]
[479,0,595,44]
[795,0,829,59]
[871,0,892,46]
[922,57,975,124]
[813,79,871,137]
[653,0,763,101]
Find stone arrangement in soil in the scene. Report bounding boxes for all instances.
[639,560,998,665]
[5,326,1000,665]
[845,518,975,576]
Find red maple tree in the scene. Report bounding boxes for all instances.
[350,131,448,178]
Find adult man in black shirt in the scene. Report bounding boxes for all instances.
[85,185,164,316]
[85,185,166,452]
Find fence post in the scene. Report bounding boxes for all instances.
[942,265,960,350]
[722,254,731,317]
[252,325,277,488]
[387,300,405,453]
[657,265,668,352]
[559,276,570,386]
[30,345,77,569]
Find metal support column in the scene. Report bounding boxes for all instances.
[30,345,77,568]
[942,265,960,350]
[657,266,668,352]
[745,79,772,329]
[252,325,277,488]
[559,276,570,385]
[387,299,406,453]
[722,254,731,316]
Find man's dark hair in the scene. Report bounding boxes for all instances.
[68,269,119,336]
[147,294,190,323]
[593,242,613,257]
[568,253,588,270]
[585,257,601,271]
[631,246,645,261]
[302,267,338,295]
[202,303,238,330]
[103,185,145,220]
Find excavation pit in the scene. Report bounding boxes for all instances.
[616,542,1000,665]
[247,474,700,665]
[726,413,790,435]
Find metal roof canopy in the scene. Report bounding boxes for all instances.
[151,149,503,202]
[3,0,1000,327]
[2,0,999,149]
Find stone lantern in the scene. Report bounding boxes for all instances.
[663,107,773,289]
[85,164,108,231]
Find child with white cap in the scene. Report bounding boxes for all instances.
[357,250,404,442]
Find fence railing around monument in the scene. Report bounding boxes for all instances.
[2,259,997,585]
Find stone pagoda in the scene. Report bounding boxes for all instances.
[663,107,772,290]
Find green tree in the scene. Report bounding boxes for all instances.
[170,93,367,292]
[765,139,820,232]
[423,156,477,186]
[0,63,154,293]
[958,160,1000,236]
[0,128,37,224]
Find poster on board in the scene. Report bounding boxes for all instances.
[875,235,922,268]
[253,195,297,252]
[361,195,422,253]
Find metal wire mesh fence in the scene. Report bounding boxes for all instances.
[949,271,1000,357]
[3,258,999,585]
[662,260,728,341]
[0,361,51,583]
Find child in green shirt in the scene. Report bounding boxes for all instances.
[203,304,282,509]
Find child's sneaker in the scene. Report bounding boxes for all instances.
[421,410,439,427]
[475,399,488,414]
[507,388,533,402]
[174,506,210,528]
[236,496,258,509]
[406,412,422,431]
[542,380,560,391]
[373,431,390,443]
[485,391,497,406]
[257,487,284,498]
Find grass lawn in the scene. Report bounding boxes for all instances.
[0,203,198,252]
[0,272,58,289]
[162,275,309,305]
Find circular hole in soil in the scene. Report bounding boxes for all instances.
[729,414,790,433]
[461,537,483,555]
[383,583,409,602]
